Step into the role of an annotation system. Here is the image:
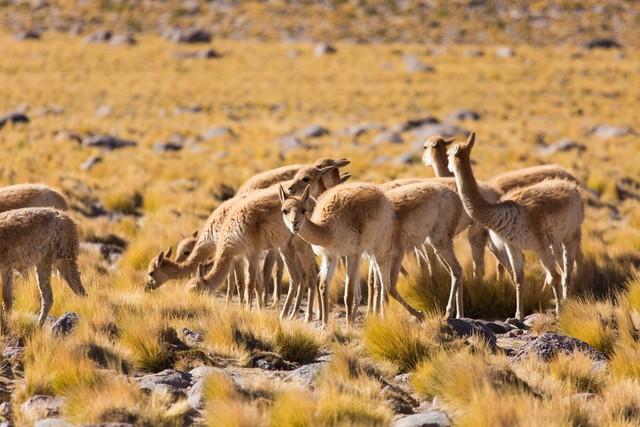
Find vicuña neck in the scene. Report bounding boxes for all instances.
[169,242,215,279]
[297,219,334,247]
[452,156,498,228]
[433,151,454,178]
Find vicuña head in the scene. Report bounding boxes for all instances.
[146,246,173,290]
[279,184,311,234]
[286,163,341,197]
[175,230,198,262]
[422,135,455,167]
[446,132,475,174]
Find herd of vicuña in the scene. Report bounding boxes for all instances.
[0,132,584,327]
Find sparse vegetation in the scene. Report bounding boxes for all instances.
[1,2,640,424]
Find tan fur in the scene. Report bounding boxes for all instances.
[0,183,69,212]
[385,182,465,318]
[0,208,87,326]
[448,133,584,319]
[489,164,579,194]
[280,182,423,324]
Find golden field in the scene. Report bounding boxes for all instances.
[0,26,640,426]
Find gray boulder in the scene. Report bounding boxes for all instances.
[314,42,336,56]
[404,55,435,73]
[82,134,137,150]
[286,362,326,387]
[297,125,330,139]
[373,131,403,145]
[21,395,64,421]
[0,111,29,129]
[165,28,211,44]
[109,34,136,46]
[394,116,440,133]
[15,30,41,40]
[85,30,112,43]
[585,38,621,49]
[51,312,79,336]
[447,109,481,122]
[514,332,606,362]
[393,411,451,427]
[35,418,72,427]
[447,318,497,350]
[137,369,192,397]
[201,126,234,140]
[538,139,586,156]
[589,124,632,138]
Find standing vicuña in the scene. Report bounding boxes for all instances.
[0,208,87,326]
[447,133,583,319]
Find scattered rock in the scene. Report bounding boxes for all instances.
[394,116,440,132]
[314,42,336,56]
[201,126,234,140]
[181,327,203,345]
[514,332,606,362]
[82,134,137,150]
[286,362,326,386]
[373,131,403,145]
[95,105,112,118]
[187,367,226,409]
[412,123,470,140]
[0,402,10,419]
[585,38,622,49]
[154,142,183,152]
[55,130,83,143]
[80,155,102,171]
[33,105,64,116]
[109,33,136,46]
[297,125,330,139]
[589,124,632,138]
[165,28,212,44]
[2,346,24,366]
[447,109,481,122]
[85,29,112,43]
[251,350,298,371]
[21,395,64,421]
[83,234,127,264]
[0,111,29,129]
[496,46,515,57]
[278,135,307,154]
[479,320,515,335]
[34,418,72,427]
[538,138,586,156]
[137,369,192,398]
[51,312,79,336]
[615,177,640,202]
[174,104,203,114]
[174,48,221,59]
[447,318,497,350]
[339,123,385,138]
[404,54,435,73]
[383,383,419,415]
[505,318,527,329]
[393,411,452,427]
[523,313,545,328]
[15,30,41,40]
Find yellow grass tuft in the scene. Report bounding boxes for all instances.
[558,299,618,356]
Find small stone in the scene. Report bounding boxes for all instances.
[85,30,112,43]
[175,104,203,114]
[15,30,41,40]
[314,42,336,56]
[181,327,203,344]
[137,369,192,398]
[80,155,102,171]
[496,46,515,57]
[393,411,452,427]
[297,125,330,139]
[0,111,29,129]
[585,38,621,50]
[201,126,234,140]
[504,317,527,329]
[0,401,10,419]
[154,142,183,152]
[589,124,632,138]
[82,134,137,150]
[174,48,221,59]
[447,318,497,350]
[616,177,640,202]
[109,33,136,46]
[35,418,72,427]
[447,109,481,122]
[394,116,440,133]
[21,395,64,421]
[286,362,326,387]
[373,131,404,145]
[165,28,212,44]
[514,332,606,362]
[538,139,586,156]
[404,54,435,73]
[51,312,79,336]
[95,105,112,118]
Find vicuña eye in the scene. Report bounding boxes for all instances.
[302,177,310,182]
[300,208,307,214]
[282,209,289,214]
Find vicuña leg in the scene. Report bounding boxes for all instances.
[1,270,13,313]
[505,245,525,320]
[318,255,338,324]
[35,260,53,326]
[56,259,87,297]
[431,240,464,319]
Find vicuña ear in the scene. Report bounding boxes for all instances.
[466,132,475,152]
[333,158,350,167]
[192,230,198,239]
[165,247,173,259]
[154,251,164,267]
[339,172,351,183]
[451,144,461,155]
[278,185,287,204]
[317,165,337,175]
[301,184,311,203]
[443,136,456,145]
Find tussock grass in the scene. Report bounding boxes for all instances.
[203,372,266,427]
[274,323,322,365]
[548,352,605,393]
[64,376,189,426]
[558,299,618,356]
[270,388,315,427]
[363,308,447,372]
